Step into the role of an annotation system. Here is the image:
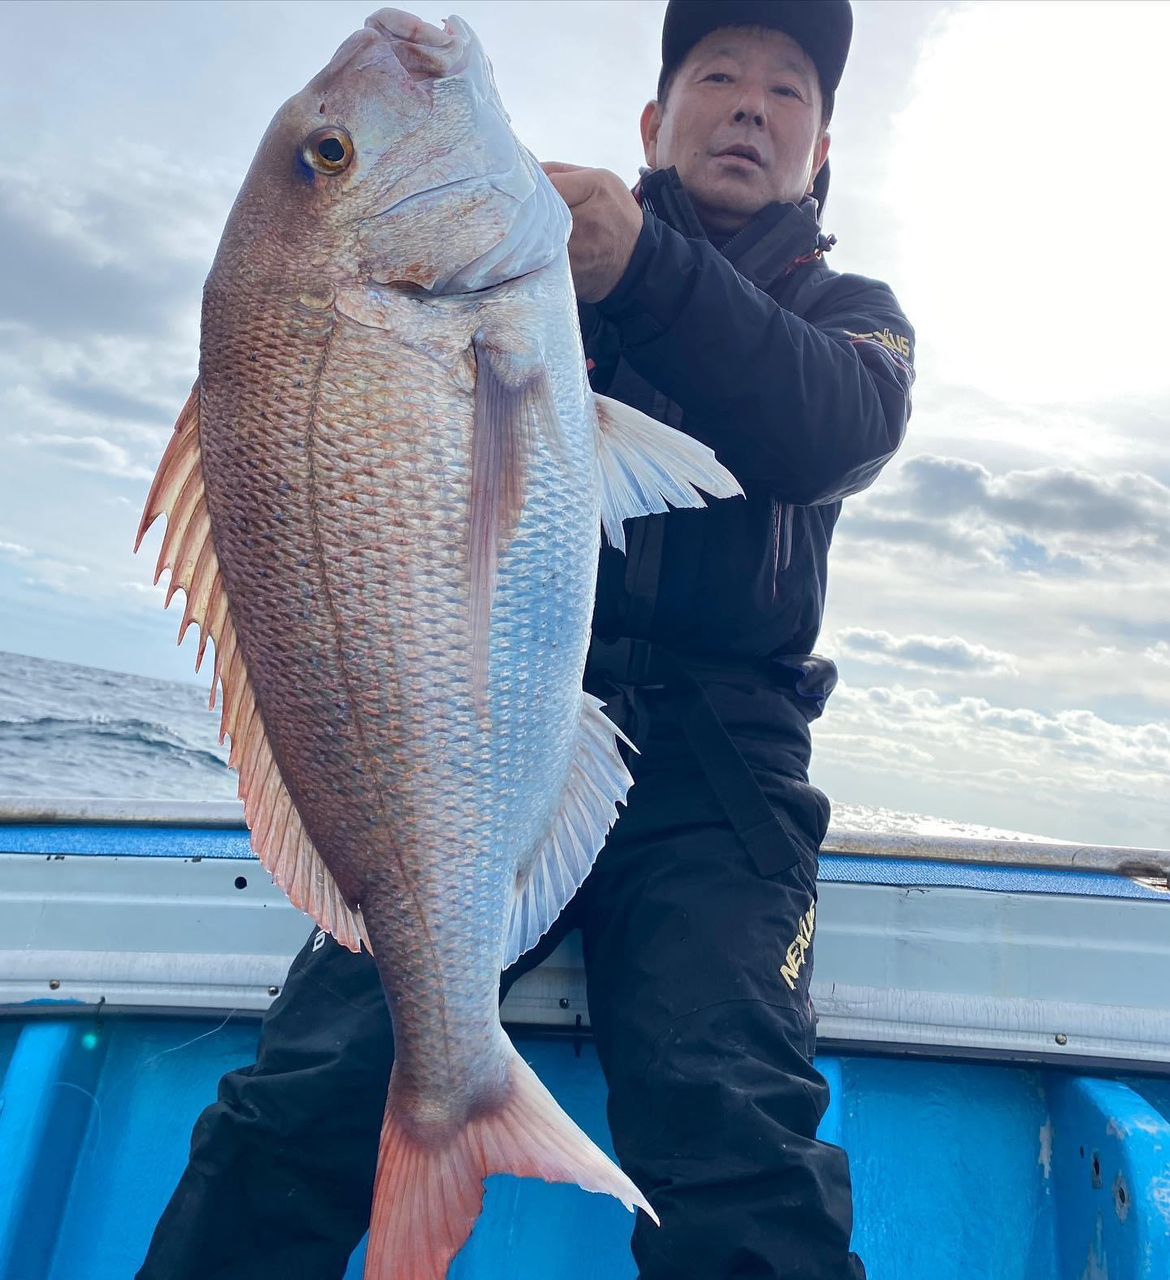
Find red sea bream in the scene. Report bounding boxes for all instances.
[137,9,741,1277]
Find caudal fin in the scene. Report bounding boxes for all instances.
[364,1046,658,1280]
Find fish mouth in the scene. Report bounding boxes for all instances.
[364,7,471,81]
[714,143,765,168]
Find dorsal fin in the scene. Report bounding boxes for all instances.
[137,382,370,953]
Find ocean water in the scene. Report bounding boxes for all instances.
[0,649,234,802]
[0,648,1054,843]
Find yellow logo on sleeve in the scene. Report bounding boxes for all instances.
[844,327,912,359]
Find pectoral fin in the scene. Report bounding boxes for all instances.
[593,393,743,553]
[468,336,556,691]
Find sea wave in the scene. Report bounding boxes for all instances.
[0,650,234,800]
[0,712,225,759]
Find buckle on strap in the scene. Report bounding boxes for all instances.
[587,637,658,685]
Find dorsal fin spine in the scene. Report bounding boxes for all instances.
[136,385,200,553]
[172,498,211,587]
[229,695,259,772]
[155,466,205,584]
[210,626,237,712]
[196,585,228,671]
[248,752,279,831]
[179,541,219,643]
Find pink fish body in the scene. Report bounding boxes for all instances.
[137,9,741,1277]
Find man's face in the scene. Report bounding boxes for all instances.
[641,26,830,235]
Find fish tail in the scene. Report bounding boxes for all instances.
[364,1047,658,1280]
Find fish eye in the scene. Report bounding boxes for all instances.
[302,127,354,175]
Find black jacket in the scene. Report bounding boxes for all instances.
[581,167,914,717]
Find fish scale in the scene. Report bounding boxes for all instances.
[212,286,580,1080]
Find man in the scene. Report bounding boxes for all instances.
[139,2,912,1277]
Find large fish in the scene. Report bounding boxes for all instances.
[137,8,741,1278]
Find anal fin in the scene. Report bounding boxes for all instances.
[504,693,634,969]
[593,393,743,553]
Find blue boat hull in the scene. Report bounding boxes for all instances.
[2,1013,1169,1279]
[3,806,1169,1278]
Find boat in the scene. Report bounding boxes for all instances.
[2,799,1168,1279]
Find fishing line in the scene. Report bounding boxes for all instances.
[51,1080,104,1174]
[141,1009,238,1067]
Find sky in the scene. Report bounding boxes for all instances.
[0,0,1168,849]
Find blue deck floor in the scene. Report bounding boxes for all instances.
[1,1013,1168,1280]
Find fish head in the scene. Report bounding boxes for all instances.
[226,8,569,296]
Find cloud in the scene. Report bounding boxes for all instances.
[903,457,1169,541]
[839,509,999,564]
[823,682,1170,790]
[4,541,165,614]
[886,379,1170,527]
[841,453,1170,577]
[819,732,936,770]
[18,557,92,596]
[13,433,155,483]
[48,376,175,427]
[0,141,229,345]
[0,541,32,560]
[0,329,194,432]
[812,679,1170,845]
[836,627,1017,675]
[0,194,194,343]
[1146,642,1170,668]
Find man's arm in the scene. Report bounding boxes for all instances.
[594,211,915,506]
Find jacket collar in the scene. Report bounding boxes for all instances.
[636,166,833,294]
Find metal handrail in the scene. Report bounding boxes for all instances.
[1,796,1167,879]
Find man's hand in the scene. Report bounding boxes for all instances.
[542,162,644,304]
